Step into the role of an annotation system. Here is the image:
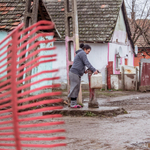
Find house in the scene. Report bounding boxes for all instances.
[43,0,135,88]
[129,19,150,66]
[0,0,59,38]
[0,0,60,93]
[0,0,135,89]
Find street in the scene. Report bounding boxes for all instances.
[56,91,150,150]
[1,91,150,150]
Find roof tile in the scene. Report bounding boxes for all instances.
[0,3,7,6]
[12,22,20,26]
[0,25,6,28]
[0,0,124,42]
[43,0,122,42]
[2,11,8,14]
[0,0,25,31]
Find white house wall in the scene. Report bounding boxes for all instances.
[31,36,54,94]
[109,8,134,74]
[128,44,134,66]
[53,42,108,84]
[0,31,8,80]
[109,43,134,74]
[112,9,127,44]
[0,32,55,93]
[52,42,67,84]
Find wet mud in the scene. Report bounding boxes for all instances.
[56,92,150,150]
[1,92,150,149]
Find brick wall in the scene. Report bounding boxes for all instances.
[134,50,150,66]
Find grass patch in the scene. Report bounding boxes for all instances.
[52,89,67,92]
[78,103,84,107]
[96,91,127,97]
[123,110,128,114]
[82,93,89,97]
[83,111,97,117]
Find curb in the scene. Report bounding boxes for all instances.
[43,107,127,117]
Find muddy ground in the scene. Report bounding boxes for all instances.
[57,90,150,150]
[1,90,150,150]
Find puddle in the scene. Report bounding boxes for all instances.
[133,142,150,149]
[142,142,150,148]
[107,98,111,102]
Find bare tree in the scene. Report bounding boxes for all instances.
[125,0,150,55]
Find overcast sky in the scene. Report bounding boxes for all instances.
[125,0,150,19]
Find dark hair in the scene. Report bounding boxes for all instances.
[80,43,84,49]
[82,44,91,50]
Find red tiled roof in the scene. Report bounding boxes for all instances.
[129,19,150,48]
[0,25,6,28]
[44,0,124,42]
[0,0,60,38]
[0,0,25,31]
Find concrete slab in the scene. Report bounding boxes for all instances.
[43,103,126,117]
[63,103,119,111]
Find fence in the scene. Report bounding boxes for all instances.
[139,62,150,92]
[0,20,66,150]
[110,65,138,91]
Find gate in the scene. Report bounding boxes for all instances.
[0,21,66,149]
[139,62,150,92]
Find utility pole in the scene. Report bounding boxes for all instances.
[24,0,39,28]
[64,0,82,104]
[19,0,39,92]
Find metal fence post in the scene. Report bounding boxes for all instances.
[11,28,22,150]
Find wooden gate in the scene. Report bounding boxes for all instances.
[139,62,150,92]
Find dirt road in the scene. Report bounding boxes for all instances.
[57,91,150,150]
[1,91,150,150]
